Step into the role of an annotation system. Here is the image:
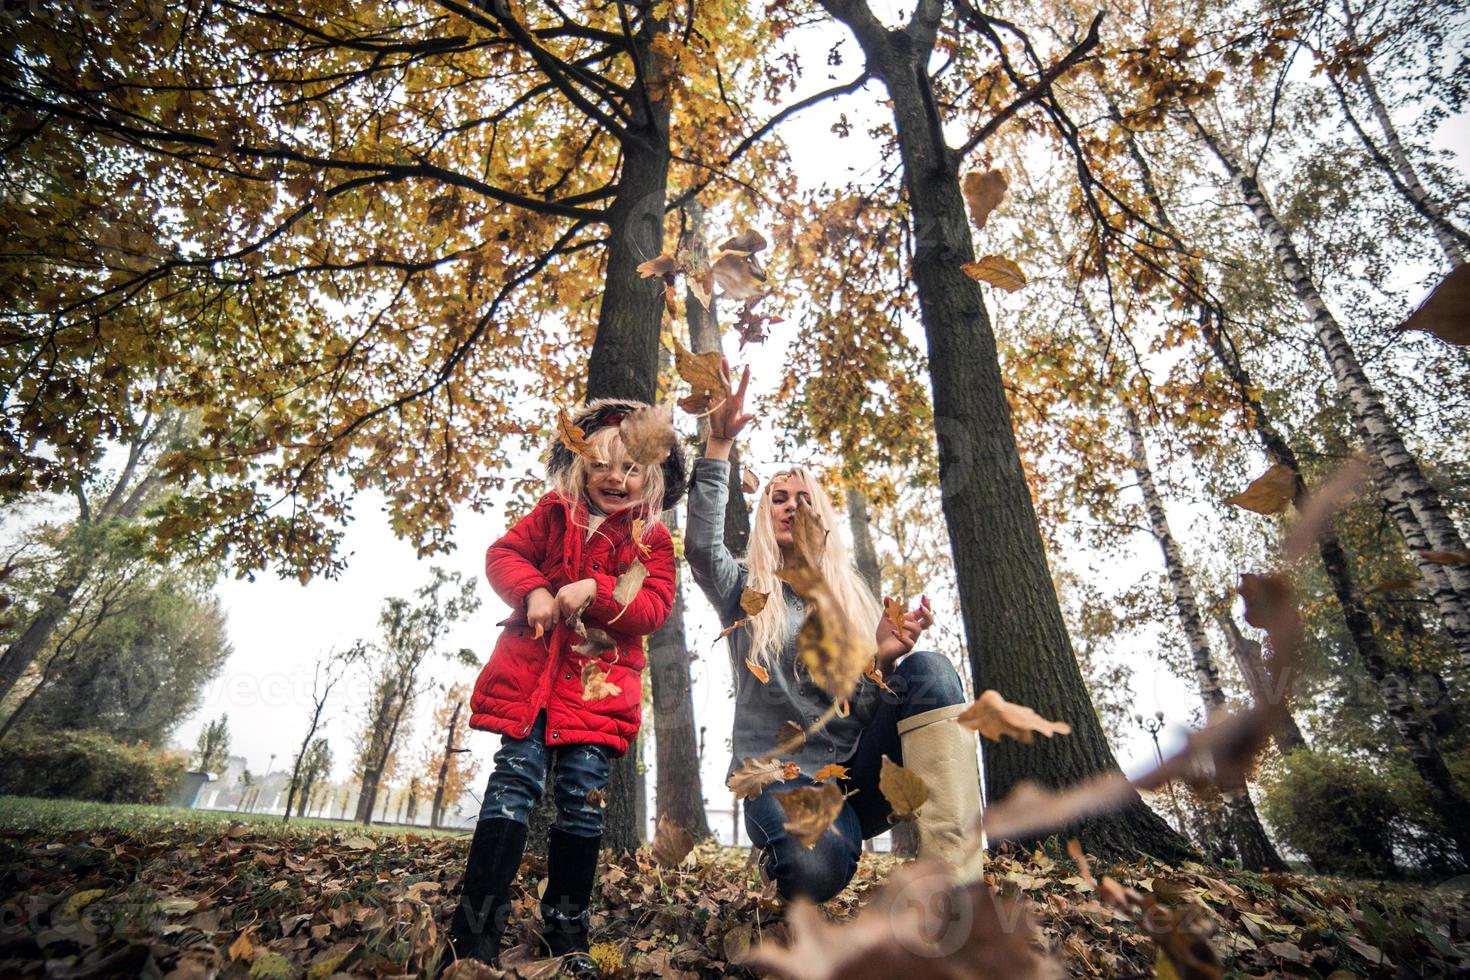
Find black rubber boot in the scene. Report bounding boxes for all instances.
[446,817,529,968]
[538,828,602,978]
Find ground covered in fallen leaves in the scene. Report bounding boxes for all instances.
[0,799,1466,978]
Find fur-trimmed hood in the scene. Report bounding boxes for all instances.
[546,398,689,511]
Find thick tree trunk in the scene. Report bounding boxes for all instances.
[1195,119,1470,666]
[578,26,673,853]
[818,0,1193,861]
[432,700,462,830]
[355,767,381,824]
[648,509,712,839]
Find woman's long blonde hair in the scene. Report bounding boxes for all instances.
[547,425,665,545]
[743,466,882,669]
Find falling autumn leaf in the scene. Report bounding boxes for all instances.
[1365,578,1421,594]
[581,661,621,702]
[775,720,807,753]
[650,813,695,867]
[689,269,715,311]
[812,763,849,782]
[556,407,604,463]
[1283,455,1370,563]
[727,756,792,800]
[744,656,769,683]
[611,561,648,607]
[878,755,927,822]
[228,930,254,961]
[1419,548,1470,565]
[781,760,801,780]
[961,169,1008,229]
[957,690,1072,744]
[710,229,769,300]
[673,338,730,414]
[961,255,1027,292]
[630,520,653,558]
[618,403,676,468]
[739,588,769,617]
[777,564,869,700]
[718,617,752,640]
[1067,839,1093,885]
[787,497,829,570]
[584,788,606,809]
[636,254,680,279]
[740,465,760,494]
[1223,463,1297,515]
[1395,262,1469,346]
[775,781,846,848]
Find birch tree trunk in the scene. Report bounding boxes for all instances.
[1193,116,1470,666]
[1217,615,1307,756]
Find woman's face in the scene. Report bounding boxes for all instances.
[768,473,814,548]
[586,443,645,513]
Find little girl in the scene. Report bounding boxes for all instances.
[448,399,686,974]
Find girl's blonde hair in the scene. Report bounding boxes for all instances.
[743,466,882,669]
[548,425,666,544]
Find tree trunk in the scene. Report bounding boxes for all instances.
[1113,368,1285,870]
[0,565,85,706]
[354,768,380,824]
[1217,615,1307,755]
[432,700,463,830]
[819,0,1193,861]
[1194,118,1470,666]
[648,509,712,839]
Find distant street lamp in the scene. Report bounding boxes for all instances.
[1135,710,1187,835]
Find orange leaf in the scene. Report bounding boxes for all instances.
[743,655,767,681]
[775,780,846,848]
[961,169,1008,229]
[556,407,604,464]
[581,662,621,702]
[719,617,753,640]
[961,254,1026,291]
[957,690,1071,743]
[1418,549,1470,565]
[637,254,679,278]
[739,587,769,617]
[812,763,849,782]
[1223,463,1297,515]
[781,760,801,781]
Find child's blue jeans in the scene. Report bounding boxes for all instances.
[478,709,610,837]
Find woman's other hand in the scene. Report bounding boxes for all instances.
[876,595,934,670]
[705,357,755,459]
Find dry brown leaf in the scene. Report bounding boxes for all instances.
[863,659,893,694]
[673,338,729,415]
[740,465,760,494]
[581,661,621,702]
[781,760,801,780]
[744,656,769,683]
[983,773,1136,841]
[630,519,653,558]
[1283,455,1370,563]
[556,408,603,464]
[962,169,1008,229]
[584,788,606,809]
[776,781,846,848]
[618,403,675,468]
[689,270,714,311]
[743,863,1061,979]
[708,230,769,302]
[957,690,1072,743]
[812,763,849,782]
[636,254,679,279]
[718,616,752,640]
[1067,839,1094,886]
[777,565,869,700]
[650,813,695,867]
[1095,874,1223,980]
[787,496,829,569]
[882,596,907,632]
[1396,262,1469,346]
[961,255,1027,292]
[775,720,807,753]
[611,561,648,607]
[728,756,791,800]
[1419,548,1470,565]
[878,755,927,822]
[664,282,678,316]
[1223,463,1297,515]
[739,587,769,617]
[571,626,616,657]
[228,930,254,961]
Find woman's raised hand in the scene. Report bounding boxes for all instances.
[876,595,934,670]
[707,357,755,444]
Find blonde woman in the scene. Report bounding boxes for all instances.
[686,361,984,901]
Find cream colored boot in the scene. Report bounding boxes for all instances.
[897,703,986,881]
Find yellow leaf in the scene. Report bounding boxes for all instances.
[878,755,928,821]
[557,407,604,463]
[961,255,1027,291]
[957,690,1071,743]
[739,587,769,617]
[228,929,255,961]
[777,564,869,700]
[1224,463,1297,515]
[812,762,849,782]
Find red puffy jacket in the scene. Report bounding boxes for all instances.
[469,492,675,756]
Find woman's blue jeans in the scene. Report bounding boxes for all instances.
[742,650,967,902]
[478,710,610,837]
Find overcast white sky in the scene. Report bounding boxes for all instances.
[166,16,1469,836]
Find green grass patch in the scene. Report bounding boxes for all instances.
[0,794,464,841]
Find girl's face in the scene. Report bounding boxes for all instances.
[767,473,814,548]
[586,445,645,514]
